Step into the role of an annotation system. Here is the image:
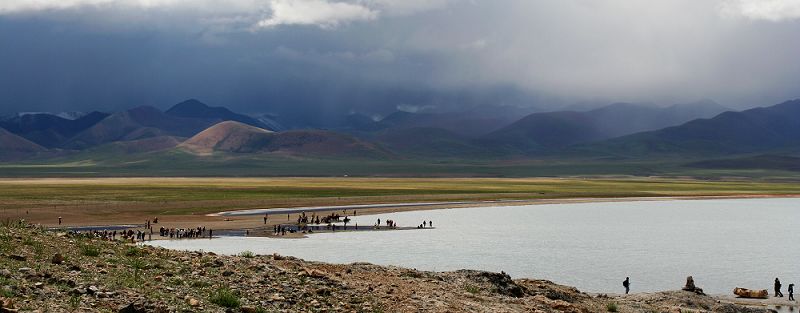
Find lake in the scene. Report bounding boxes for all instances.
[151,197,800,295]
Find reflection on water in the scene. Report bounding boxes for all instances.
[152,198,800,294]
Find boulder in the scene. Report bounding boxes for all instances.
[51,253,64,265]
[682,276,705,295]
[733,287,769,299]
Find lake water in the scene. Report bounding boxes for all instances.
[151,198,800,295]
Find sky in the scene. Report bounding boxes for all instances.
[1,0,800,120]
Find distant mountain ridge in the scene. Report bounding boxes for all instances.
[7,98,797,168]
[486,100,728,153]
[582,99,800,156]
[165,99,273,130]
[0,111,110,148]
[63,106,217,150]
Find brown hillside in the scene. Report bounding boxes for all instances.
[0,127,47,160]
[64,106,217,150]
[181,121,390,158]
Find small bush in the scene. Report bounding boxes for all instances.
[129,258,147,283]
[464,284,480,294]
[124,247,141,257]
[69,294,81,310]
[606,302,618,312]
[209,288,240,308]
[31,242,45,258]
[81,245,101,257]
[239,251,255,258]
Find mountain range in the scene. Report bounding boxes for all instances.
[1,98,798,174]
[581,99,800,157]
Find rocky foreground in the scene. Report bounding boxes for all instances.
[0,222,775,313]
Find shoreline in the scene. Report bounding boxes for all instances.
[1,224,788,312]
[41,194,800,239]
[207,194,800,237]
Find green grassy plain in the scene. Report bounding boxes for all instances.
[1,177,800,226]
[2,148,800,179]
[3,177,800,203]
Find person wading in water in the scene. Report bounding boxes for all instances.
[623,277,630,295]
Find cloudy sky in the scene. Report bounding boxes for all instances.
[1,0,800,119]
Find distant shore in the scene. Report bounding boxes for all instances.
[44,194,800,240]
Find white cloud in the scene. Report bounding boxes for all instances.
[0,0,394,30]
[359,0,454,15]
[0,0,268,15]
[720,0,800,21]
[257,0,378,29]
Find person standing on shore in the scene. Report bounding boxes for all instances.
[788,283,794,301]
[58,216,62,225]
[775,278,784,297]
[623,277,630,295]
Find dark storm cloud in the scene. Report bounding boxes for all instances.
[1,0,800,119]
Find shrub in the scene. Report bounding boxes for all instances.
[209,288,240,308]
[124,247,141,257]
[239,251,255,258]
[606,302,618,312]
[129,258,147,283]
[81,245,101,257]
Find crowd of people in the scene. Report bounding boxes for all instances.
[63,216,213,243]
[158,226,207,239]
[69,228,150,243]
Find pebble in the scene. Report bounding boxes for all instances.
[185,297,200,307]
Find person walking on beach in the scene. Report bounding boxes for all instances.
[775,278,784,297]
[58,216,62,225]
[623,277,630,295]
[789,283,794,301]
[264,214,268,224]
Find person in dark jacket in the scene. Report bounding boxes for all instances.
[789,283,794,301]
[775,278,784,297]
[623,277,630,294]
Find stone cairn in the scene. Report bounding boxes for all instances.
[682,276,705,295]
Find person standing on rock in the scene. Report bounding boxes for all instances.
[623,277,630,295]
[775,278,784,297]
[788,283,794,301]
